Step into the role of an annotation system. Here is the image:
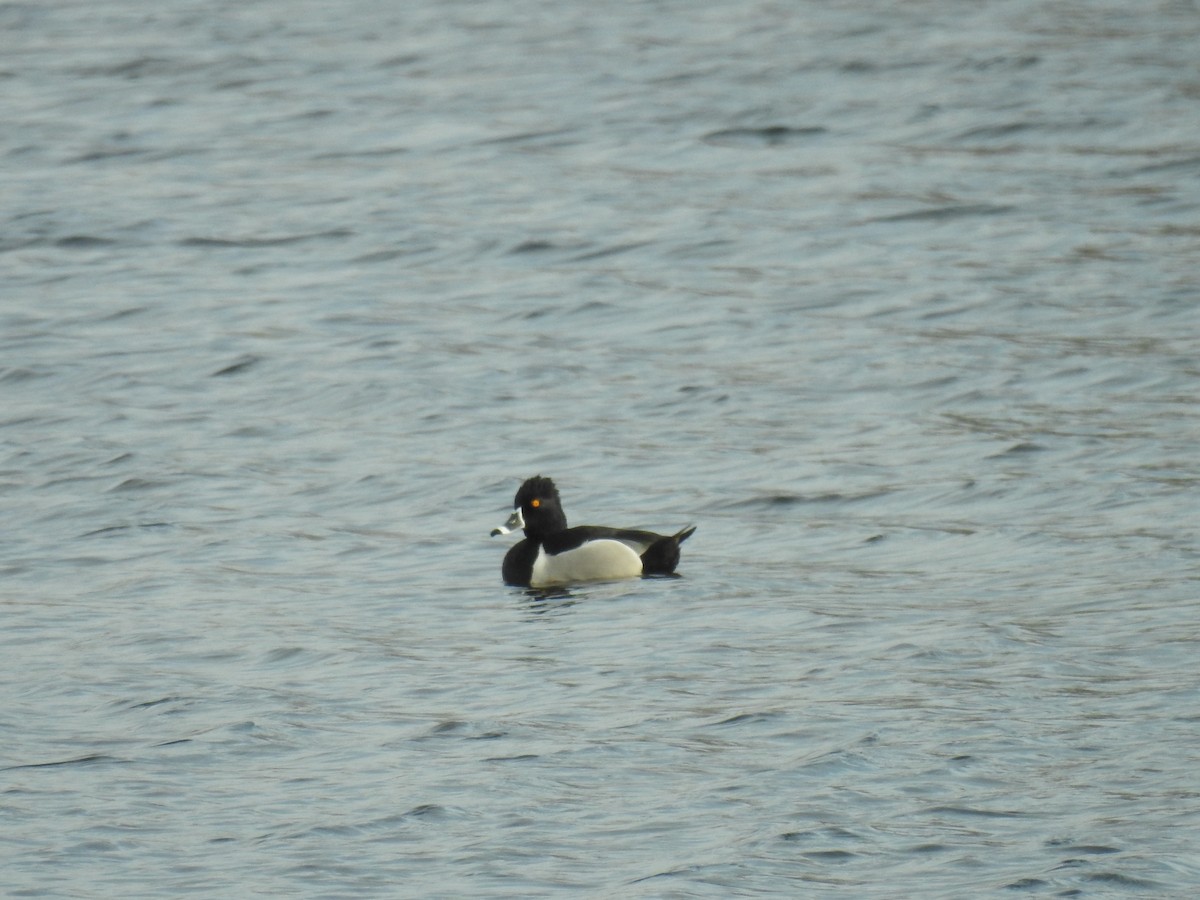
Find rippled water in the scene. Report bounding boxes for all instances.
[4,0,1200,896]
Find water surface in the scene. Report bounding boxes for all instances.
[3,0,1199,896]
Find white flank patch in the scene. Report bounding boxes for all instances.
[530,540,643,587]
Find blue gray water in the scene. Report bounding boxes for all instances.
[3,0,1199,896]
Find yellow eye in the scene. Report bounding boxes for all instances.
[531,498,541,508]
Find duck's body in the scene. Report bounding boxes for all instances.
[491,476,695,588]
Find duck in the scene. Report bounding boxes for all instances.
[490,475,696,587]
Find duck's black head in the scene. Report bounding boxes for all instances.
[513,475,568,538]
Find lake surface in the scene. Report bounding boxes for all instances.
[3,0,1199,896]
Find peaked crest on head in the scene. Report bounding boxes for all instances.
[514,475,559,508]
[492,473,695,586]
[512,475,568,536]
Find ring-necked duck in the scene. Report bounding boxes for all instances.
[491,475,696,587]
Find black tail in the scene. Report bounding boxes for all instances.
[640,525,696,575]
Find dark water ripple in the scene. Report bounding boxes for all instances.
[3,0,1200,896]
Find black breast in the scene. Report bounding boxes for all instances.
[501,539,540,587]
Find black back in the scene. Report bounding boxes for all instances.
[499,475,695,586]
